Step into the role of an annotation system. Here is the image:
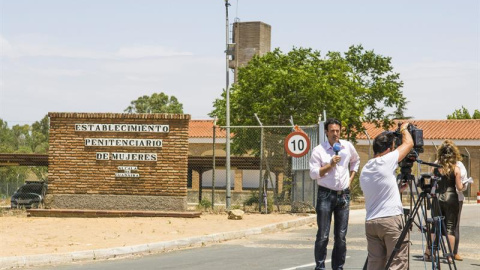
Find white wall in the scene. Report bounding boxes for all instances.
[201,169,276,188]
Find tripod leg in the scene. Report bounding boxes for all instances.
[430,219,442,269]
[384,194,425,270]
[426,195,445,269]
[439,218,457,270]
[430,196,457,270]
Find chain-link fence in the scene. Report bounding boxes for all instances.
[188,123,478,212]
[0,159,48,208]
[188,124,319,213]
[2,125,476,211]
[0,177,24,200]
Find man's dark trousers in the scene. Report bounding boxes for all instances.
[314,186,350,270]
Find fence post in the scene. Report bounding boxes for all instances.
[212,124,216,209]
[254,114,266,213]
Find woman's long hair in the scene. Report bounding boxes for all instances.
[437,139,462,176]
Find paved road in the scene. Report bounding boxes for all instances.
[29,204,480,270]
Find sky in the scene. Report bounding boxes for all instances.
[0,0,479,126]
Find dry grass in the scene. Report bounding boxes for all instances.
[0,197,10,206]
[0,207,27,217]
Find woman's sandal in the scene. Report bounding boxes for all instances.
[446,256,454,264]
[423,251,432,262]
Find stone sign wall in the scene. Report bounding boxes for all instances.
[46,113,190,211]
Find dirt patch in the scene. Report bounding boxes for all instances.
[0,209,308,257]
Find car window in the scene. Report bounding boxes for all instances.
[18,183,44,194]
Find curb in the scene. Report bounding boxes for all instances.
[0,214,316,269]
[27,209,202,218]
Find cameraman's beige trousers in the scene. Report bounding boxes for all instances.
[365,214,408,270]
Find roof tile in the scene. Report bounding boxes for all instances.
[191,119,480,140]
[360,119,480,140]
[188,120,228,138]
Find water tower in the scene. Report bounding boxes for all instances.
[229,21,271,82]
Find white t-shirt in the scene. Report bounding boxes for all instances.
[456,161,467,201]
[360,149,403,221]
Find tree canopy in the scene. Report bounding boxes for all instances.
[0,116,49,195]
[0,115,49,154]
[447,106,480,119]
[210,45,407,141]
[124,92,183,114]
[210,45,408,204]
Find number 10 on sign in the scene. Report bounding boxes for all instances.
[284,131,311,158]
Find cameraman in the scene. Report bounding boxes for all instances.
[359,122,413,270]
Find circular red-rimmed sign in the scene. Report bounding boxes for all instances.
[284,131,311,158]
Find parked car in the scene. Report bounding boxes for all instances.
[10,181,48,209]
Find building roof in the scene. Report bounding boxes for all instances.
[191,119,480,141]
[360,119,480,140]
[188,120,227,138]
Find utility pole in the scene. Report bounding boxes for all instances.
[224,0,232,209]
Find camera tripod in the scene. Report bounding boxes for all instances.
[362,167,457,270]
[385,173,457,270]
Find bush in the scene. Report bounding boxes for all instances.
[265,195,274,213]
[349,175,363,202]
[243,191,260,206]
[243,191,274,213]
[198,198,212,210]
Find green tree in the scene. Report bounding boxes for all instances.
[29,115,49,180]
[210,45,406,205]
[474,110,480,119]
[124,92,183,113]
[0,116,49,195]
[30,115,50,153]
[447,106,480,119]
[0,119,30,195]
[0,119,15,153]
[211,45,406,145]
[11,124,32,153]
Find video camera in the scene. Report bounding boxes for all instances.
[418,173,441,194]
[393,123,424,168]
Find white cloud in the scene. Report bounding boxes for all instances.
[21,45,103,59]
[1,34,106,59]
[116,45,192,58]
[0,34,193,60]
[0,35,16,57]
[0,47,224,125]
[33,68,84,77]
[124,75,163,83]
[101,56,200,75]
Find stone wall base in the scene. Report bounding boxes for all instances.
[45,194,187,211]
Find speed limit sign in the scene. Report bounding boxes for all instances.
[284,131,311,158]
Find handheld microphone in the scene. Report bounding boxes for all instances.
[333,142,341,155]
